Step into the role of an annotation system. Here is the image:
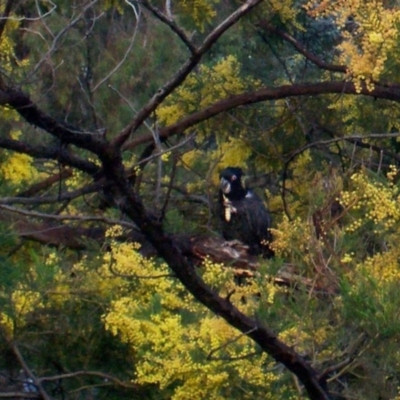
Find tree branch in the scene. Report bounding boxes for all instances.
[0,84,108,155]
[123,80,400,150]
[17,170,73,197]
[0,136,100,175]
[285,131,400,164]
[0,204,137,229]
[257,20,347,73]
[0,181,103,205]
[39,370,139,389]
[139,0,196,53]
[11,342,52,400]
[113,0,264,147]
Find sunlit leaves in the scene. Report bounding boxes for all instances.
[306,0,400,90]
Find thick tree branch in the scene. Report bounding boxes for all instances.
[0,86,107,154]
[0,136,100,175]
[123,80,400,150]
[17,170,73,197]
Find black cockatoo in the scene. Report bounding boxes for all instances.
[218,167,274,258]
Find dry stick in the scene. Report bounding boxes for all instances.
[286,132,400,163]
[40,370,139,390]
[0,181,103,205]
[28,0,100,79]
[150,118,163,209]
[17,170,73,198]
[131,133,195,167]
[92,1,141,91]
[0,1,56,22]
[159,154,178,221]
[0,393,39,399]
[0,204,137,229]
[326,334,379,383]
[206,327,258,360]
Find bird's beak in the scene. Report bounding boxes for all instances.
[220,177,231,194]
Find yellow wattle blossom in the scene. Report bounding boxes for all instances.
[268,0,300,25]
[340,169,400,233]
[102,247,292,398]
[306,0,400,91]
[157,55,251,127]
[0,152,39,184]
[178,0,217,32]
[0,313,14,339]
[357,251,400,284]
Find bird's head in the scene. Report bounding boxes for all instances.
[219,167,246,199]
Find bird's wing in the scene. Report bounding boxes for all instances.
[241,191,272,240]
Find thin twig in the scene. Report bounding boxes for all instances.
[257,21,347,74]
[207,327,258,360]
[0,204,137,229]
[139,0,196,53]
[92,1,141,91]
[0,181,102,205]
[40,370,139,389]
[131,132,195,167]
[28,0,100,79]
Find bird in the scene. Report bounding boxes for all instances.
[218,167,274,258]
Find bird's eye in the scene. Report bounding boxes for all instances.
[231,175,237,181]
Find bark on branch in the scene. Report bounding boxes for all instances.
[123,80,400,150]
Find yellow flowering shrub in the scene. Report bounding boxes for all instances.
[177,0,217,32]
[305,0,400,91]
[340,167,400,234]
[0,152,39,184]
[158,55,249,127]
[102,239,296,398]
